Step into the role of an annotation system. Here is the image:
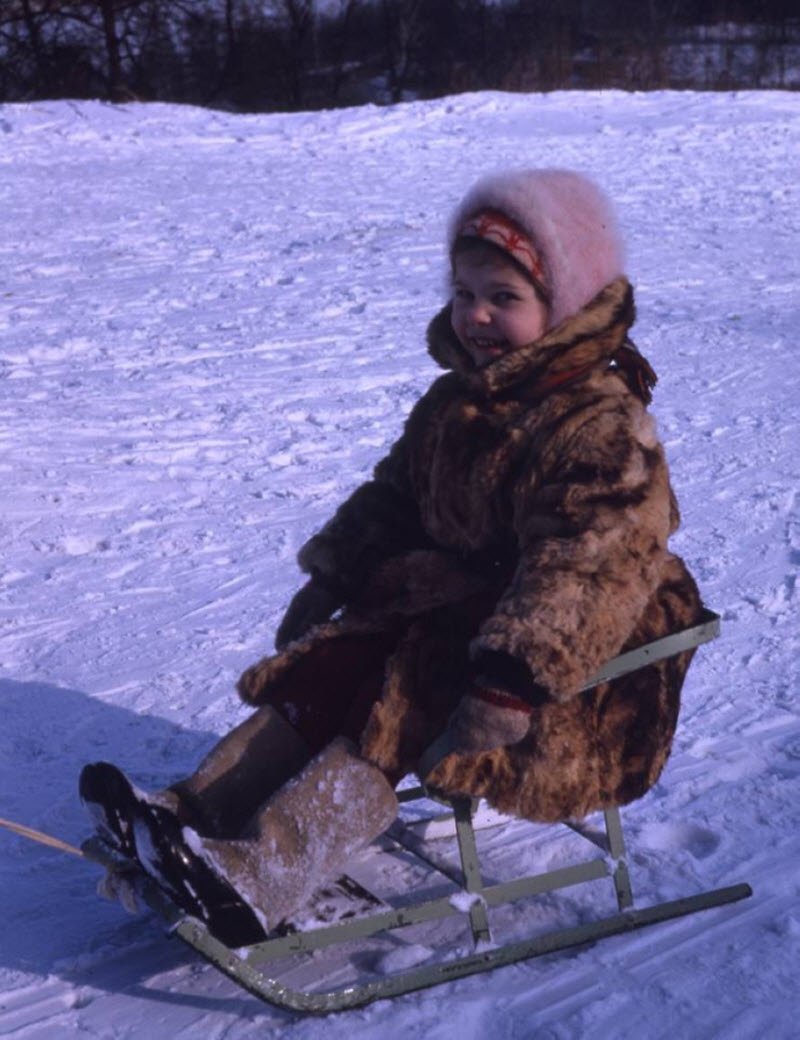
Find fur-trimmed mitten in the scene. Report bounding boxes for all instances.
[275,577,342,649]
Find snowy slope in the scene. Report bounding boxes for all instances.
[0,90,798,1038]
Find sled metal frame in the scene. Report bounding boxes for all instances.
[82,608,752,1014]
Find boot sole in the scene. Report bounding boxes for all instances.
[132,802,267,947]
[79,761,140,859]
[80,761,267,947]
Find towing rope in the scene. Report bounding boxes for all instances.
[0,815,86,858]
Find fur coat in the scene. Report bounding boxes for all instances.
[238,277,703,822]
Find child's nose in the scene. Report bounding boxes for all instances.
[468,300,492,324]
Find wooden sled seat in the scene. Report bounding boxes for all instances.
[82,608,752,1014]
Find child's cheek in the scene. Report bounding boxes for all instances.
[450,305,465,345]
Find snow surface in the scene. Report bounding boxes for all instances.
[0,90,798,1037]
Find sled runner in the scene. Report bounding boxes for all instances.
[81,608,751,1013]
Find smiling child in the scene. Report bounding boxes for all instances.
[81,169,703,946]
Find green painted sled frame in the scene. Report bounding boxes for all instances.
[82,608,752,1014]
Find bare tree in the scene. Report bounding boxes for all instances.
[16,0,51,86]
[95,0,125,97]
[2,0,797,107]
[37,0,143,100]
[0,0,97,98]
[380,0,424,102]
[641,0,686,88]
[271,0,317,106]
[319,0,360,103]
[219,0,238,90]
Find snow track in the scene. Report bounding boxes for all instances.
[1,91,799,1036]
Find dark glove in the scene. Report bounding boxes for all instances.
[275,578,342,650]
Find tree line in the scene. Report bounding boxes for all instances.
[1,0,797,109]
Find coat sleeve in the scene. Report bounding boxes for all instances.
[295,431,430,599]
[472,398,674,702]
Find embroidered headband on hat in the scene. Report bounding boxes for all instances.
[456,208,547,288]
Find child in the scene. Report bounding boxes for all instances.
[81,168,702,946]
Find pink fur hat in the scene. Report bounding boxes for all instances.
[449,169,625,329]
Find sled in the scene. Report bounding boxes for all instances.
[81,608,752,1013]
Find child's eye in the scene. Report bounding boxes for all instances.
[493,291,519,304]
[453,287,473,302]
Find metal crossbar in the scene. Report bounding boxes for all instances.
[580,607,720,689]
[81,609,752,1012]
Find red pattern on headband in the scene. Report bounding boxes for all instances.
[459,209,545,284]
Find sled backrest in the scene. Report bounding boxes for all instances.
[581,606,720,689]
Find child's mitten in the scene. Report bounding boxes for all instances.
[458,648,550,750]
[417,688,533,783]
[418,651,549,781]
[275,578,342,649]
[446,687,534,753]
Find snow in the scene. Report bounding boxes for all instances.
[375,944,435,976]
[448,891,486,913]
[0,89,799,1036]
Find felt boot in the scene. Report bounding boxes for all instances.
[164,737,399,936]
[79,707,313,946]
[168,704,312,836]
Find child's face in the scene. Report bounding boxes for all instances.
[451,251,548,369]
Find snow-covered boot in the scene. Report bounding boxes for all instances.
[169,704,312,837]
[143,737,399,938]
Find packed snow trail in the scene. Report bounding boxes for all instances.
[0,91,798,1038]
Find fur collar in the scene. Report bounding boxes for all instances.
[426,276,638,398]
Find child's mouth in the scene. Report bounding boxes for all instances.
[469,338,509,366]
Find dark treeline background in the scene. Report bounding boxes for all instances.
[1,1,798,110]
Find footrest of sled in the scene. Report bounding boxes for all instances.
[275,874,388,934]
